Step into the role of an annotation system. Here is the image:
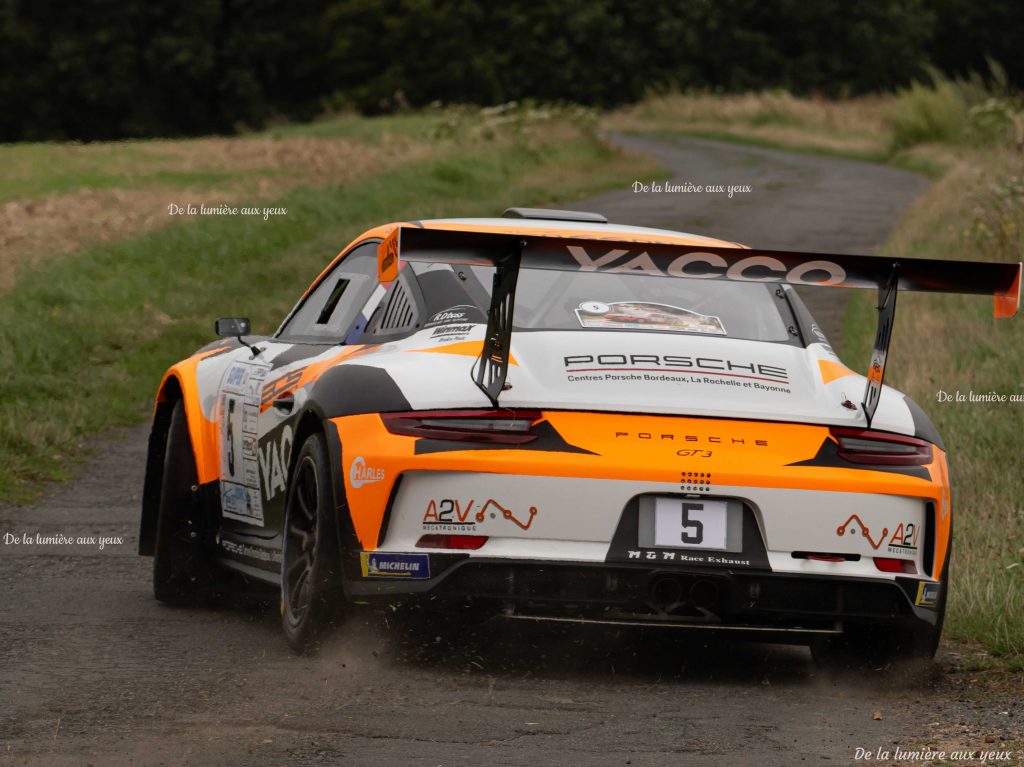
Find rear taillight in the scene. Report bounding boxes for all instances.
[416,534,488,550]
[874,557,917,574]
[830,427,933,466]
[382,409,542,445]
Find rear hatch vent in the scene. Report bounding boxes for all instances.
[379,281,416,331]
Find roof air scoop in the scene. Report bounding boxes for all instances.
[502,207,607,224]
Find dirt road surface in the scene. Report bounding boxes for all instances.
[3,136,1019,767]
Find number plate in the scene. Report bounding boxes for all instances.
[653,497,728,550]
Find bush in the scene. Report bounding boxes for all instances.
[886,76,968,150]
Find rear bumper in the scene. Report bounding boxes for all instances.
[334,409,949,638]
[345,556,941,635]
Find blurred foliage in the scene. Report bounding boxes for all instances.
[966,167,1024,259]
[0,0,1022,140]
[885,66,1024,152]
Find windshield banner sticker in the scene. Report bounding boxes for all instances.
[575,301,726,335]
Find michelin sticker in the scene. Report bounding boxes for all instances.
[575,301,726,335]
[915,581,941,607]
[219,359,272,526]
[360,551,431,579]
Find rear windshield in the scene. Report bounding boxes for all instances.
[359,262,793,343]
[497,267,790,341]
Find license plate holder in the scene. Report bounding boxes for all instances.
[638,496,743,553]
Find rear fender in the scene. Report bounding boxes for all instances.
[139,348,229,555]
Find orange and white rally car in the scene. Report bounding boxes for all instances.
[138,208,1021,659]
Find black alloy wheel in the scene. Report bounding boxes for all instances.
[280,432,340,652]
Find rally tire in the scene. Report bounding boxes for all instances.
[280,432,341,653]
[152,400,213,605]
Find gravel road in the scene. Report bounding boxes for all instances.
[3,135,1020,767]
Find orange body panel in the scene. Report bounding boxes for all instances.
[155,345,230,485]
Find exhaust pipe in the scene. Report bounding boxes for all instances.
[689,579,720,609]
[648,575,685,611]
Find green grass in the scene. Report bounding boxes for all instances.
[0,129,653,499]
[643,127,947,179]
[0,141,279,202]
[842,179,1024,665]
[262,110,459,142]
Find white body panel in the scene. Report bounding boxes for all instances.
[383,471,928,579]
[356,324,918,434]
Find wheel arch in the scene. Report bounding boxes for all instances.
[288,407,360,578]
[139,375,185,556]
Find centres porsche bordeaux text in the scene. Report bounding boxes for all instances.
[563,353,791,393]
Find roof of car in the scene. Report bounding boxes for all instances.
[418,217,741,248]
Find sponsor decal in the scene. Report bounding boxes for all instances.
[260,368,304,408]
[423,305,483,329]
[574,300,726,335]
[615,431,768,447]
[220,359,272,526]
[258,424,293,502]
[915,581,940,607]
[378,228,400,282]
[563,353,790,391]
[350,456,385,489]
[430,324,475,339]
[565,244,847,286]
[422,498,538,532]
[220,484,257,523]
[836,514,888,550]
[220,538,282,564]
[887,522,920,553]
[360,551,430,579]
[625,549,752,567]
[242,434,257,460]
[837,515,922,554]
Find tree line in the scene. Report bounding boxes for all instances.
[1,0,1020,141]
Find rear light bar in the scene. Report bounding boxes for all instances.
[874,557,917,574]
[382,409,542,445]
[416,534,488,550]
[830,427,933,466]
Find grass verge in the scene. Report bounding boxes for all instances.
[843,152,1024,667]
[0,118,656,501]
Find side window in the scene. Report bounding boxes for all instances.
[277,242,379,343]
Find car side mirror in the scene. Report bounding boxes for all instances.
[215,317,251,337]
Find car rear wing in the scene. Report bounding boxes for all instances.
[377,225,1021,425]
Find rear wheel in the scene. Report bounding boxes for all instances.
[812,576,947,669]
[153,400,212,604]
[280,432,341,652]
[811,622,937,669]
